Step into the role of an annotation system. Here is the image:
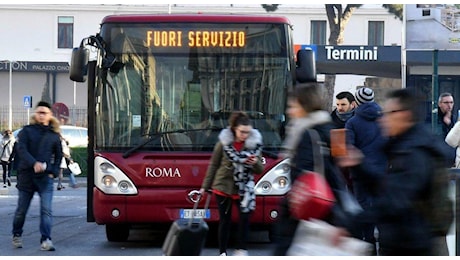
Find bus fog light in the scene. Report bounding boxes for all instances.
[270,210,278,219]
[118,181,130,193]
[112,209,120,218]
[260,181,272,193]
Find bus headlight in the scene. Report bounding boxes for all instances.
[255,158,291,195]
[102,175,116,187]
[95,156,138,195]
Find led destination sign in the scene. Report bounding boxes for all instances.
[146,30,246,48]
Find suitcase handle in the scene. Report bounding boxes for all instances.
[188,193,212,227]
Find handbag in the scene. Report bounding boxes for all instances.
[68,161,82,175]
[288,129,336,220]
[287,219,373,256]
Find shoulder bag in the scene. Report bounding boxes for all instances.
[288,129,336,220]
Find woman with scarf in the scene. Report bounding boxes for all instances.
[199,111,264,256]
[272,82,354,256]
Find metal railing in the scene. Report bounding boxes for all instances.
[0,105,87,130]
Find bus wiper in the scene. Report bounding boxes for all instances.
[122,127,223,158]
[262,149,279,159]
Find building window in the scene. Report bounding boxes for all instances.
[311,20,326,45]
[368,21,384,46]
[58,16,74,49]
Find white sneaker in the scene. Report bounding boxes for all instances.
[40,238,55,251]
[12,235,22,248]
[219,252,227,256]
[233,249,248,256]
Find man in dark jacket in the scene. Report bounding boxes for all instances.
[344,87,387,253]
[330,91,356,129]
[11,101,62,251]
[339,89,451,255]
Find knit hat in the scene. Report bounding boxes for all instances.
[355,87,374,105]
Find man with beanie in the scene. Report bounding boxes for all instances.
[343,87,388,255]
[11,101,62,251]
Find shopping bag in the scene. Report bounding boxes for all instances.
[68,162,82,175]
[287,219,373,256]
[288,171,336,220]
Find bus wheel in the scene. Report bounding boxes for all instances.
[106,224,130,242]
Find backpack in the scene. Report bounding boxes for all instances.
[417,153,454,236]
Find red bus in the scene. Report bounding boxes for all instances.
[69,14,316,242]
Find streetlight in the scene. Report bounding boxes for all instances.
[2,60,13,130]
[8,60,12,130]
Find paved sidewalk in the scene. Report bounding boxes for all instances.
[0,176,88,195]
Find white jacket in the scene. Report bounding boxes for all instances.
[1,135,15,162]
[445,121,460,168]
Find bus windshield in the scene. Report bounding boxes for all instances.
[95,22,292,151]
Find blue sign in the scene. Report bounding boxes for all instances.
[23,96,32,108]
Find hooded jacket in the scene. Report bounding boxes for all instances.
[16,116,62,192]
[201,127,264,196]
[345,102,387,182]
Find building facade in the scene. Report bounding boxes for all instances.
[0,4,403,130]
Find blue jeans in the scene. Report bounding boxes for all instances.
[12,175,54,242]
[67,170,77,187]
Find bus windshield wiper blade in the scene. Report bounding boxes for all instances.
[122,127,223,158]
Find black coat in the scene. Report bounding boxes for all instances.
[349,123,450,251]
[16,122,62,192]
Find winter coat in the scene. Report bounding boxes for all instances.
[1,134,15,162]
[16,116,62,192]
[349,123,450,251]
[272,111,353,256]
[445,121,460,168]
[289,121,351,224]
[330,108,355,129]
[345,102,387,184]
[201,128,264,196]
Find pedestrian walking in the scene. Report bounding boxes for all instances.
[1,129,15,187]
[199,111,264,256]
[344,87,387,254]
[272,82,352,256]
[11,101,62,251]
[57,136,78,190]
[337,88,453,255]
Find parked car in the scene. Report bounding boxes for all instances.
[13,125,88,148]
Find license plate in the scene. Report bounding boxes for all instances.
[179,209,210,219]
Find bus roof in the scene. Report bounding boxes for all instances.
[101,14,291,25]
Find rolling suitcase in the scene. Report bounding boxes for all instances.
[162,193,211,256]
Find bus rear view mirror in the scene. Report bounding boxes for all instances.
[70,47,89,82]
[296,49,316,83]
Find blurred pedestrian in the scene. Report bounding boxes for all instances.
[57,136,78,190]
[11,101,62,251]
[337,88,452,255]
[1,129,15,187]
[272,82,352,256]
[199,111,264,256]
[344,87,387,254]
[446,118,460,168]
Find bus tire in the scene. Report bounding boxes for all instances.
[106,224,130,242]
